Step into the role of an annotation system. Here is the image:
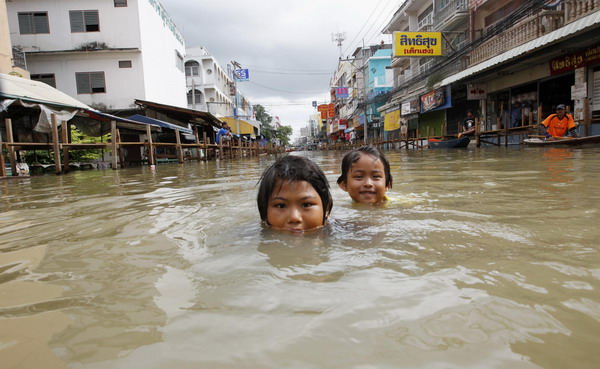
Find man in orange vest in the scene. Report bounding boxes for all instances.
[539,104,579,139]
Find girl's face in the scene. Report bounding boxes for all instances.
[267,180,326,232]
[339,153,388,205]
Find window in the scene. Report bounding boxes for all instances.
[114,0,127,7]
[185,60,199,76]
[76,72,106,94]
[18,12,49,34]
[175,50,184,72]
[119,60,132,68]
[31,74,56,88]
[70,10,100,32]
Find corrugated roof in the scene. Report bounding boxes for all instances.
[441,10,600,86]
[128,114,193,134]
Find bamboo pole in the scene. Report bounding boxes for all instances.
[583,97,590,136]
[175,128,183,163]
[146,125,155,166]
[475,117,481,148]
[0,121,6,177]
[238,137,242,158]
[61,120,70,173]
[5,118,16,176]
[116,129,125,168]
[219,136,223,160]
[202,132,208,161]
[194,126,201,161]
[51,115,62,175]
[111,120,118,170]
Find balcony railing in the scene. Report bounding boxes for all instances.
[434,0,468,27]
[417,13,433,31]
[469,10,564,66]
[12,47,27,69]
[565,0,600,23]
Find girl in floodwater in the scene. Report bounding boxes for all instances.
[257,155,333,232]
[337,145,392,205]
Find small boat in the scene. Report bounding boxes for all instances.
[428,136,470,149]
[523,134,600,147]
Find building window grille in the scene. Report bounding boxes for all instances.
[70,10,100,33]
[119,60,132,68]
[114,0,127,7]
[76,72,106,94]
[185,60,200,76]
[31,74,56,88]
[18,12,49,34]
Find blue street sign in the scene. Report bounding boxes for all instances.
[234,69,249,81]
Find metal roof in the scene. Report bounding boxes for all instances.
[441,10,600,86]
[128,114,193,134]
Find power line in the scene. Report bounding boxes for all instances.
[248,81,325,94]
[343,0,398,56]
[250,69,332,76]
[243,64,333,72]
[341,0,386,56]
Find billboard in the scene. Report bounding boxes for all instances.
[234,69,249,81]
[394,32,442,57]
[336,87,349,99]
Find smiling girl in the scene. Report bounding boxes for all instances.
[257,155,333,232]
[337,145,392,205]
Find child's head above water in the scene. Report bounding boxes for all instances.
[257,155,333,232]
[337,145,392,205]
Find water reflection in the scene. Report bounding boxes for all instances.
[1,148,599,368]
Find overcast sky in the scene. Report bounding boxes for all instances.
[159,0,401,138]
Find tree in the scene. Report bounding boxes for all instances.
[254,104,275,140]
[276,125,293,146]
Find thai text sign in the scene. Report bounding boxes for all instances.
[317,104,328,120]
[401,98,420,115]
[328,103,335,118]
[467,84,487,100]
[394,32,442,57]
[420,87,446,113]
[550,44,600,75]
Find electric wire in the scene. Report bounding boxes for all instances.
[341,0,387,56]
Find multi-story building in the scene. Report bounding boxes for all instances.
[6,0,187,112]
[380,0,600,142]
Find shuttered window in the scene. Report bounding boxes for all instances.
[18,12,50,34]
[76,72,106,94]
[114,0,128,7]
[69,10,100,32]
[118,60,132,68]
[31,74,56,88]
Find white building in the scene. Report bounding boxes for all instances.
[6,0,187,111]
[184,46,234,118]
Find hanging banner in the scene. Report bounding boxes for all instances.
[420,87,446,112]
[317,104,328,120]
[328,103,335,118]
[394,32,442,57]
[384,109,400,131]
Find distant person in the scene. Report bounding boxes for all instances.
[539,104,578,139]
[337,145,392,205]
[511,101,522,127]
[216,122,232,144]
[458,109,476,138]
[257,155,332,232]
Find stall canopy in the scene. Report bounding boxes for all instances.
[128,114,193,134]
[134,99,223,129]
[0,73,158,135]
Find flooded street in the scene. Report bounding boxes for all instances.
[1,147,600,369]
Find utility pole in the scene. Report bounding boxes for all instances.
[231,60,242,137]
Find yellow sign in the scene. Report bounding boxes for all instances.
[384,110,400,131]
[394,32,442,57]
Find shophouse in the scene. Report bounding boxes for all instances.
[380,0,600,144]
[6,0,187,112]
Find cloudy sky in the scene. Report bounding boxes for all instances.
[159,0,401,138]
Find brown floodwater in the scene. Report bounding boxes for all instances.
[1,146,599,369]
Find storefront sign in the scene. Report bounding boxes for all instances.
[328,103,335,118]
[420,87,446,112]
[401,98,420,115]
[384,110,400,131]
[467,84,487,100]
[571,83,587,100]
[339,119,347,130]
[549,44,600,75]
[317,104,328,120]
[593,71,600,110]
[335,87,349,99]
[394,32,442,57]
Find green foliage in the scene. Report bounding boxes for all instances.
[69,127,110,161]
[254,104,275,140]
[276,125,293,146]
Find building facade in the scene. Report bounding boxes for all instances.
[6,0,187,111]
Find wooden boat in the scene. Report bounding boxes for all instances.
[428,136,470,149]
[523,134,600,147]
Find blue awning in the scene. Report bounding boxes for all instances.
[127,114,193,135]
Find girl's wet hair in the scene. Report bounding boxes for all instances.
[336,145,392,188]
[257,155,333,223]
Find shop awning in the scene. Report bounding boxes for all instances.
[134,99,223,128]
[441,10,600,86]
[221,117,261,135]
[128,114,193,134]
